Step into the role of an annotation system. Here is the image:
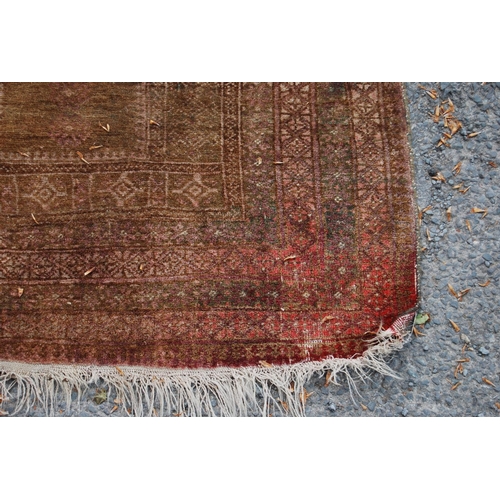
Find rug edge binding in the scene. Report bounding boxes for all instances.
[0,313,415,417]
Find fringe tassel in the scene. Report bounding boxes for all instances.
[0,313,414,417]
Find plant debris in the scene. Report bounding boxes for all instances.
[76,151,90,165]
[431,172,446,182]
[471,207,488,218]
[452,162,462,175]
[482,377,496,388]
[415,312,430,325]
[418,85,438,99]
[320,315,334,325]
[449,319,460,332]
[418,205,432,227]
[93,388,107,405]
[300,389,314,404]
[413,327,425,337]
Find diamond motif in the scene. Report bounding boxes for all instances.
[24,176,67,210]
[108,173,141,207]
[171,173,218,208]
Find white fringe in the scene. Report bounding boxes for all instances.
[0,313,414,417]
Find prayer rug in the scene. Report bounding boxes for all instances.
[0,83,418,416]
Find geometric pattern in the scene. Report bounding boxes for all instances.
[0,83,418,369]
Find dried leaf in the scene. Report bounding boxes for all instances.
[325,371,333,387]
[426,228,431,241]
[459,186,470,194]
[93,388,107,405]
[456,358,470,363]
[413,327,425,337]
[431,173,446,182]
[84,267,96,276]
[300,389,314,404]
[452,162,462,175]
[254,157,262,166]
[457,288,470,301]
[488,161,497,168]
[31,213,40,224]
[449,319,460,332]
[446,207,452,221]
[280,400,289,412]
[452,183,463,190]
[259,360,273,368]
[447,118,462,135]
[451,382,461,391]
[465,220,472,232]
[467,131,481,138]
[89,144,103,150]
[283,255,298,262]
[76,151,90,165]
[110,405,118,414]
[433,104,441,122]
[478,280,490,287]
[471,207,486,214]
[320,315,334,325]
[115,366,125,376]
[360,403,368,411]
[482,377,496,387]
[447,284,457,298]
[99,122,110,132]
[149,119,160,126]
[415,313,430,325]
[17,287,24,298]
[418,205,432,227]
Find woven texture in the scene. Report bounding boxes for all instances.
[0,83,417,369]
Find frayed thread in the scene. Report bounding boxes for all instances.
[0,313,414,417]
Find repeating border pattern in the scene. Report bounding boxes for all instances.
[0,83,417,368]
